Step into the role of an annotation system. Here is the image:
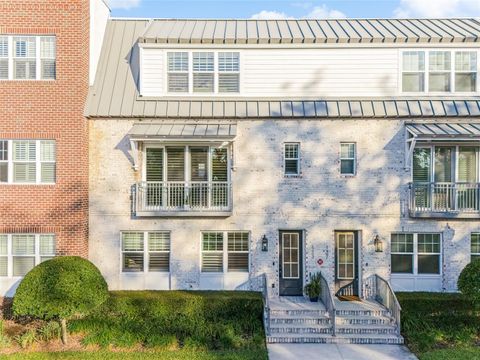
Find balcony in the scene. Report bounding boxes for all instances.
[134,181,232,217]
[409,182,480,218]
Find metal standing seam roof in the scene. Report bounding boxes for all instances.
[128,123,237,139]
[139,18,480,44]
[406,123,480,139]
[86,19,480,119]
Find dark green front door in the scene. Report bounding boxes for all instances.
[279,231,303,296]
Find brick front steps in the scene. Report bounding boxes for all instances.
[266,297,404,344]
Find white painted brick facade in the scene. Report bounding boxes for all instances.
[89,118,479,298]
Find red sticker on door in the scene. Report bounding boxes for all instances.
[317,258,324,266]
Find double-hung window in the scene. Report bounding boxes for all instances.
[0,36,8,79]
[0,140,56,184]
[284,143,300,176]
[218,52,240,93]
[201,231,249,273]
[167,52,189,92]
[402,50,478,93]
[0,234,55,277]
[166,51,240,94]
[402,51,425,92]
[455,52,477,92]
[391,233,441,275]
[193,52,214,92]
[121,231,171,273]
[429,51,451,92]
[14,36,36,80]
[472,233,480,262]
[40,37,56,80]
[340,143,356,175]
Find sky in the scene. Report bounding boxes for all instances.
[107,0,480,19]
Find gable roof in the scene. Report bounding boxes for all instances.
[139,18,480,44]
[86,19,480,119]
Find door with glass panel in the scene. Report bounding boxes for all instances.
[457,147,478,211]
[335,232,359,297]
[279,231,303,296]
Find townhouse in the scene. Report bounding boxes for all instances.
[0,0,109,296]
[85,18,480,301]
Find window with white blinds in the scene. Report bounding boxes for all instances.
[0,36,8,80]
[40,37,56,80]
[121,231,170,273]
[402,50,478,93]
[218,52,240,93]
[0,140,56,184]
[0,234,55,277]
[167,52,189,92]
[145,145,229,184]
[202,231,249,273]
[166,51,240,94]
[193,52,214,93]
[0,35,57,80]
[413,146,479,183]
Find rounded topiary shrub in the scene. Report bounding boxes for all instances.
[458,259,480,308]
[13,256,109,343]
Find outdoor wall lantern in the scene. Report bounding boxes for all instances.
[374,235,384,253]
[261,235,268,252]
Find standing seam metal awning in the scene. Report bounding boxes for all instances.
[406,123,480,140]
[128,122,237,139]
[405,123,480,168]
[128,123,237,170]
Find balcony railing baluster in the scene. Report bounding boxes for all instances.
[135,181,232,215]
[409,182,480,217]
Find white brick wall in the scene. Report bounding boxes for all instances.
[89,119,480,297]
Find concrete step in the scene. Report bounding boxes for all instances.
[270,324,332,335]
[270,309,328,317]
[335,309,391,317]
[335,315,394,326]
[336,324,398,335]
[270,316,331,326]
[266,333,404,344]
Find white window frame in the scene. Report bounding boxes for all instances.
[391,233,442,276]
[284,142,300,176]
[201,231,250,273]
[142,143,231,184]
[411,144,480,183]
[120,231,171,274]
[340,142,356,176]
[164,50,241,95]
[0,139,56,185]
[471,233,480,262]
[0,35,56,81]
[0,234,55,278]
[336,232,355,280]
[400,49,479,94]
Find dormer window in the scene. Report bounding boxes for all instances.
[401,50,477,93]
[165,51,240,94]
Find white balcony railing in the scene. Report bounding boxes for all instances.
[134,181,232,216]
[409,182,480,217]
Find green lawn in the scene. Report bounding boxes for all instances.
[2,349,267,360]
[397,292,480,360]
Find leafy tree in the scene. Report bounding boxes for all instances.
[458,259,480,308]
[13,256,109,344]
